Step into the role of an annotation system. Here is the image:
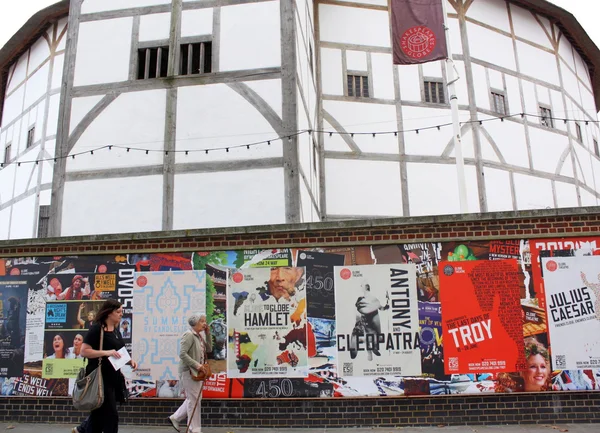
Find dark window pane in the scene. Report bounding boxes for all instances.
[181,44,190,76]
[137,49,147,79]
[347,76,354,96]
[362,77,369,97]
[160,47,169,77]
[148,48,158,79]
[204,42,212,73]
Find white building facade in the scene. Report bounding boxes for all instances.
[1,0,599,240]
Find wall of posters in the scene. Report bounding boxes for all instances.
[334,264,421,377]
[0,278,28,377]
[440,260,527,375]
[133,270,206,380]
[227,267,308,378]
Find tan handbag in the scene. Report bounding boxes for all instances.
[190,332,211,381]
[72,327,104,410]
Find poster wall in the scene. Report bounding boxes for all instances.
[133,270,206,380]
[334,264,421,377]
[227,267,309,378]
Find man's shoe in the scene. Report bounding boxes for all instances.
[168,415,180,432]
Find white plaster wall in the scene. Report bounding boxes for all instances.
[407,163,480,215]
[69,96,105,134]
[46,94,61,137]
[173,168,286,229]
[471,64,489,110]
[517,42,559,86]
[554,182,579,208]
[219,1,281,72]
[245,79,283,119]
[8,194,36,240]
[483,168,513,211]
[82,0,170,14]
[319,4,389,47]
[513,173,554,209]
[28,37,51,73]
[74,18,133,86]
[0,209,9,239]
[62,176,163,236]
[321,48,343,96]
[181,9,213,38]
[505,75,521,114]
[0,164,16,202]
[467,0,511,33]
[56,18,68,51]
[325,159,402,216]
[581,188,599,207]
[24,63,50,110]
[397,64,421,102]
[175,84,282,164]
[402,106,456,156]
[52,54,65,90]
[447,16,463,56]
[574,143,595,186]
[557,31,576,72]
[371,53,394,100]
[7,56,28,95]
[139,13,171,41]
[467,23,515,71]
[510,5,553,49]
[528,127,568,174]
[2,86,25,126]
[560,60,581,102]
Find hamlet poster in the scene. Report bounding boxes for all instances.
[334,264,421,377]
[439,259,526,375]
[227,267,309,378]
[541,256,600,370]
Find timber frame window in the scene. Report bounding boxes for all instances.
[594,139,599,158]
[26,126,35,149]
[37,205,50,238]
[347,74,369,98]
[575,123,582,142]
[137,46,169,79]
[539,105,554,128]
[179,41,212,76]
[424,80,445,104]
[491,91,507,116]
[3,143,11,166]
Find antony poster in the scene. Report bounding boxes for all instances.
[132,270,206,380]
[439,259,527,375]
[542,256,600,370]
[334,264,421,377]
[0,277,28,377]
[227,267,309,378]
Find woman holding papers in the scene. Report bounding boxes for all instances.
[81,299,137,433]
[169,314,212,433]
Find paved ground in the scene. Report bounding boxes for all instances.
[0,423,598,433]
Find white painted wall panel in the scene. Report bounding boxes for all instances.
[488,69,503,90]
[421,60,442,79]
[517,42,558,85]
[580,188,598,207]
[402,106,454,156]
[407,163,480,215]
[505,75,521,115]
[13,165,37,197]
[322,120,351,152]
[510,5,553,49]
[472,63,489,110]
[51,54,65,90]
[319,5,390,47]
[24,63,50,110]
[8,195,36,240]
[447,17,462,56]
[537,84,550,106]
[220,1,281,72]
[467,23,515,71]
[82,0,170,14]
[326,159,402,216]
[69,96,104,134]
[0,209,9,240]
[574,143,595,186]
[56,18,68,51]
[574,51,591,88]
[514,173,553,209]
[398,64,421,101]
[560,61,581,103]
[173,168,286,229]
[2,86,25,127]
[483,168,513,212]
[62,176,163,236]
[484,119,529,167]
[28,37,51,73]
[245,79,283,119]
[521,80,537,118]
[74,18,133,86]
[555,182,579,208]
[0,164,16,201]
[139,13,171,42]
[467,0,511,33]
[579,85,596,120]
[371,53,394,100]
[7,56,28,95]
[550,90,567,133]
[321,48,343,96]
[557,33,576,71]
[346,51,367,72]
[181,9,213,38]
[46,94,61,137]
[529,127,568,174]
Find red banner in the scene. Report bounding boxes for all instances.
[439,260,527,374]
[391,0,448,65]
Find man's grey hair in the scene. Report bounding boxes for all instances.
[188,314,206,327]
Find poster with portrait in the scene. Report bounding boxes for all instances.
[0,277,28,377]
[334,264,421,377]
[418,302,445,380]
[439,260,527,375]
[132,270,206,380]
[42,300,103,378]
[227,267,308,378]
[297,250,344,319]
[541,256,600,370]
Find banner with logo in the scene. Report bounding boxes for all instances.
[227,267,308,378]
[542,256,600,370]
[133,270,206,380]
[439,260,527,374]
[391,0,448,65]
[334,264,421,377]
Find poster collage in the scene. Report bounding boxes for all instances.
[0,236,599,399]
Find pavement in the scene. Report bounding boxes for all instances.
[1,423,599,433]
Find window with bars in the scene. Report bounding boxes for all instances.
[347,74,369,97]
[37,205,50,238]
[137,46,169,79]
[3,143,11,165]
[179,41,212,76]
[27,126,35,148]
[594,139,599,158]
[424,80,445,104]
[540,106,554,128]
[491,92,507,115]
[575,123,582,142]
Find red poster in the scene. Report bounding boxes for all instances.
[529,237,600,310]
[202,373,244,399]
[440,260,527,374]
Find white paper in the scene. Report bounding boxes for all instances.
[108,347,131,371]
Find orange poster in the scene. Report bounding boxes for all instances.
[439,259,526,375]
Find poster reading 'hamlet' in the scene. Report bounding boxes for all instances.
[227,267,308,378]
[133,271,206,380]
[542,256,600,370]
[439,260,527,374]
[334,264,421,377]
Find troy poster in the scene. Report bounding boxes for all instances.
[439,260,526,374]
[542,256,600,370]
[132,270,206,380]
[334,264,421,377]
[227,267,309,378]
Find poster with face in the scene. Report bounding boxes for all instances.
[334,264,421,377]
[227,267,308,378]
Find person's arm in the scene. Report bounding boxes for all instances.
[77,304,85,328]
[81,343,120,359]
[179,332,200,370]
[57,286,71,301]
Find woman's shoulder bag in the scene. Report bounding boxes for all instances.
[190,332,211,381]
[72,327,104,411]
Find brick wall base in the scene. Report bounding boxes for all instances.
[2,393,600,427]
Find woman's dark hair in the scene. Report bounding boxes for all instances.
[94,299,122,325]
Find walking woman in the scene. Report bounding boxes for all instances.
[81,299,137,433]
[169,315,212,433]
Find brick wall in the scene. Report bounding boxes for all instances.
[1,392,600,427]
